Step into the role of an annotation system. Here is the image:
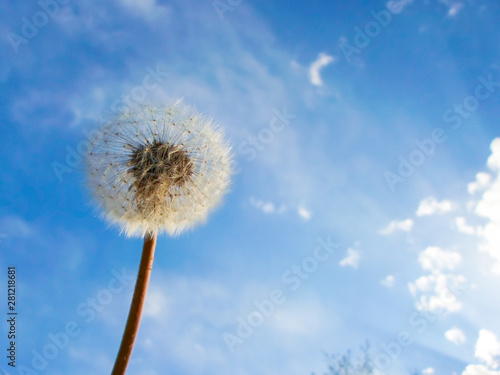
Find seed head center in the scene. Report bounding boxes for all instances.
[128,140,193,202]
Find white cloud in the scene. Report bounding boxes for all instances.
[438,0,464,17]
[407,139,500,316]
[487,138,500,170]
[380,275,395,287]
[410,275,434,293]
[250,198,310,219]
[416,196,456,216]
[409,273,466,313]
[418,246,461,273]
[472,138,500,273]
[298,206,312,221]
[378,218,414,235]
[475,329,500,369]
[468,172,492,194]
[445,326,466,345]
[422,368,435,375]
[249,197,276,214]
[463,365,500,375]
[309,53,335,87]
[456,217,476,235]
[410,247,465,313]
[339,248,360,269]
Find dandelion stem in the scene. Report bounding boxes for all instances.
[111,233,157,375]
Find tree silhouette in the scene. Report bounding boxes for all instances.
[313,342,422,375]
[313,342,374,375]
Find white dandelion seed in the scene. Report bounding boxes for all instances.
[84,101,233,375]
[86,102,232,237]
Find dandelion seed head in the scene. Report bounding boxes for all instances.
[86,102,232,237]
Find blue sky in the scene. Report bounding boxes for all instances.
[1,0,500,374]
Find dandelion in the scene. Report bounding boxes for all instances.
[85,102,232,375]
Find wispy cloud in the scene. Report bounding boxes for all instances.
[249,197,286,215]
[380,274,395,287]
[309,53,335,87]
[271,300,326,336]
[297,206,312,221]
[378,218,414,235]
[339,248,360,268]
[0,215,35,238]
[438,0,464,17]
[144,287,171,318]
[118,0,170,18]
[386,0,414,14]
[416,197,457,217]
